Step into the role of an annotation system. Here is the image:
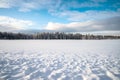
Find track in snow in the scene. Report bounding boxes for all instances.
[0,40,120,80]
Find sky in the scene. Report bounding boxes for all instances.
[0,0,120,32]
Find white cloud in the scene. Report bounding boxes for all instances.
[45,16,120,32]
[0,0,57,12]
[0,0,14,8]
[0,16,34,31]
[0,0,119,20]
[45,21,99,31]
[0,0,113,12]
[18,2,38,12]
[18,0,63,12]
[69,1,100,9]
[59,10,120,21]
[45,22,64,30]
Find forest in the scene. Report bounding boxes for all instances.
[0,32,120,40]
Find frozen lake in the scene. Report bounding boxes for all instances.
[0,40,120,80]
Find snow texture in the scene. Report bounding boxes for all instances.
[0,40,120,80]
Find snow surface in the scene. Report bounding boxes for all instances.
[0,40,120,80]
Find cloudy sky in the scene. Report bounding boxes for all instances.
[0,0,120,32]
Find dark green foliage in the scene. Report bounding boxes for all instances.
[0,32,119,40]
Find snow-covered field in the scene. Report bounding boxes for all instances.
[0,40,120,80]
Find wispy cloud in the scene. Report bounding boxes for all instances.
[0,0,120,32]
[0,0,119,12]
[45,16,120,32]
[0,0,58,12]
[58,10,120,21]
[0,0,120,22]
[0,0,15,8]
[0,16,34,32]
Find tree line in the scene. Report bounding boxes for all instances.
[0,32,120,40]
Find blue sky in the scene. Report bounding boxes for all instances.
[0,0,120,32]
